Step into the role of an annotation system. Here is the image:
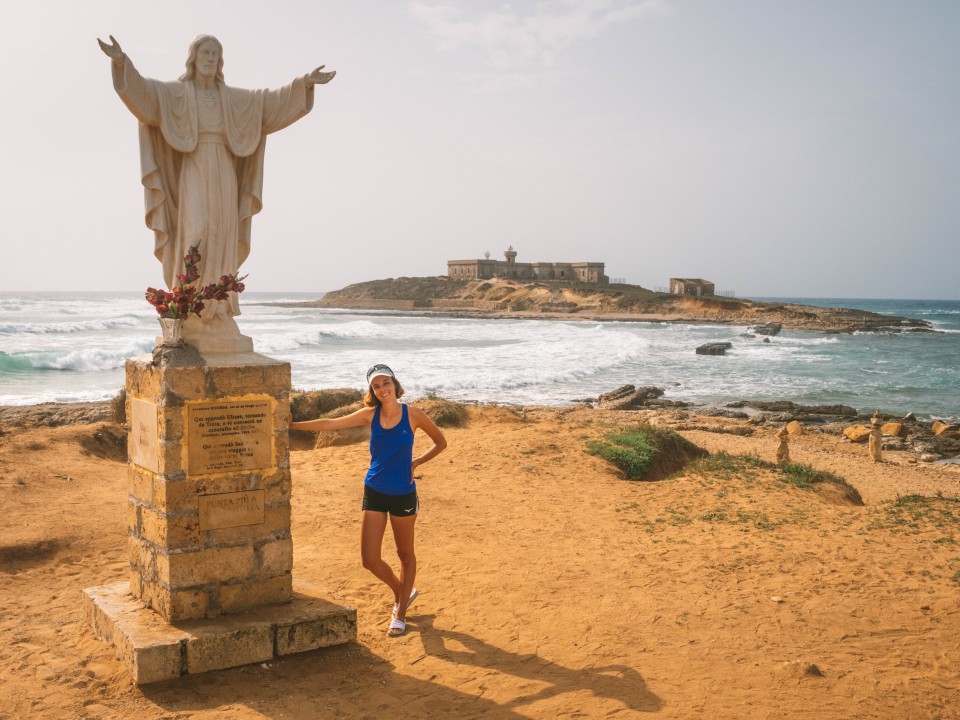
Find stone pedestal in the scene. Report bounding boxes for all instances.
[85,349,355,683]
[179,315,254,353]
[84,579,355,685]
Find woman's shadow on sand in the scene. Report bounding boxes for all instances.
[139,613,661,718]
[414,613,662,713]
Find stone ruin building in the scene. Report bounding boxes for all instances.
[448,246,609,284]
[669,278,715,296]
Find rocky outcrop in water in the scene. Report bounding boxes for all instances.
[301,277,933,333]
[696,342,733,356]
[596,385,666,410]
[750,322,782,336]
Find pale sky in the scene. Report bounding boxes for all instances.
[1,1,957,299]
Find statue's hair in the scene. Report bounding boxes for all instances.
[180,35,225,83]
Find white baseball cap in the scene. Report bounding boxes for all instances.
[366,363,395,384]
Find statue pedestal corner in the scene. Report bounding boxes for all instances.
[83,580,356,685]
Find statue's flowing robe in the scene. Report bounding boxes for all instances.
[112,57,314,316]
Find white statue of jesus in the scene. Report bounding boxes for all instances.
[99,34,335,349]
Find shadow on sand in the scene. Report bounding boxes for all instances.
[139,613,661,718]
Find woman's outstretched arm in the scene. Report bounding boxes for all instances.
[290,406,374,433]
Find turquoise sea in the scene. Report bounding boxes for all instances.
[0,292,958,422]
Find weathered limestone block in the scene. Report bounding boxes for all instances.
[208,505,291,546]
[259,538,294,577]
[84,583,188,685]
[220,575,293,615]
[84,579,356,684]
[843,425,871,442]
[139,506,202,550]
[933,421,958,436]
[881,422,908,438]
[185,625,274,674]
[786,420,804,435]
[276,611,357,655]
[161,545,256,588]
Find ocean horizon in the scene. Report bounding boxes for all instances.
[1,292,958,422]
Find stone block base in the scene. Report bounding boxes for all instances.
[84,579,356,685]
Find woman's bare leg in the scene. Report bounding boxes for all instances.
[390,514,417,623]
[360,510,401,597]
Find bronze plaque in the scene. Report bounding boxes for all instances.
[199,489,265,531]
[186,399,273,475]
[129,397,159,473]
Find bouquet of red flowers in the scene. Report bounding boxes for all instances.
[145,246,247,319]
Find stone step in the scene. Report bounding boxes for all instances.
[84,579,356,684]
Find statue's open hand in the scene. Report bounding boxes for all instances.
[98,35,123,61]
[307,66,336,85]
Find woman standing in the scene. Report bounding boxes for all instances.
[290,364,447,637]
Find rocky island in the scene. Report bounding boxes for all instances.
[296,276,932,333]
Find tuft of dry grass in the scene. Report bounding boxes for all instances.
[416,397,468,428]
[290,389,363,421]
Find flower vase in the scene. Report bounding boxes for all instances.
[158,317,184,347]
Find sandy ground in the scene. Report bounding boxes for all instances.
[1,405,959,719]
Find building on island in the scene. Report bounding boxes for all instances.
[669,278,715,297]
[448,246,609,284]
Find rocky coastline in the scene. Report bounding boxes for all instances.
[585,384,960,463]
[3,383,957,464]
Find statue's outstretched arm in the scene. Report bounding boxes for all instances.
[97,35,125,63]
[306,65,336,85]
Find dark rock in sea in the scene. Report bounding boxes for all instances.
[727,400,857,418]
[597,384,666,410]
[882,437,908,451]
[763,338,771,343]
[751,322,782,336]
[698,408,750,420]
[763,412,799,423]
[598,385,635,404]
[916,430,960,457]
[645,399,690,409]
[696,342,733,356]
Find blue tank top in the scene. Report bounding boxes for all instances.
[364,404,415,495]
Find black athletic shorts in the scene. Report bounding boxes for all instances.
[362,486,419,517]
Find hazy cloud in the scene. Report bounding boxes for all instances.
[409,0,673,90]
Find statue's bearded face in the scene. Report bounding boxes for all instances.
[195,40,221,80]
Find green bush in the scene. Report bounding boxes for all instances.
[586,425,707,481]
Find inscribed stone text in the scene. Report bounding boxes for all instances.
[129,398,159,473]
[199,490,265,531]
[187,399,273,475]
